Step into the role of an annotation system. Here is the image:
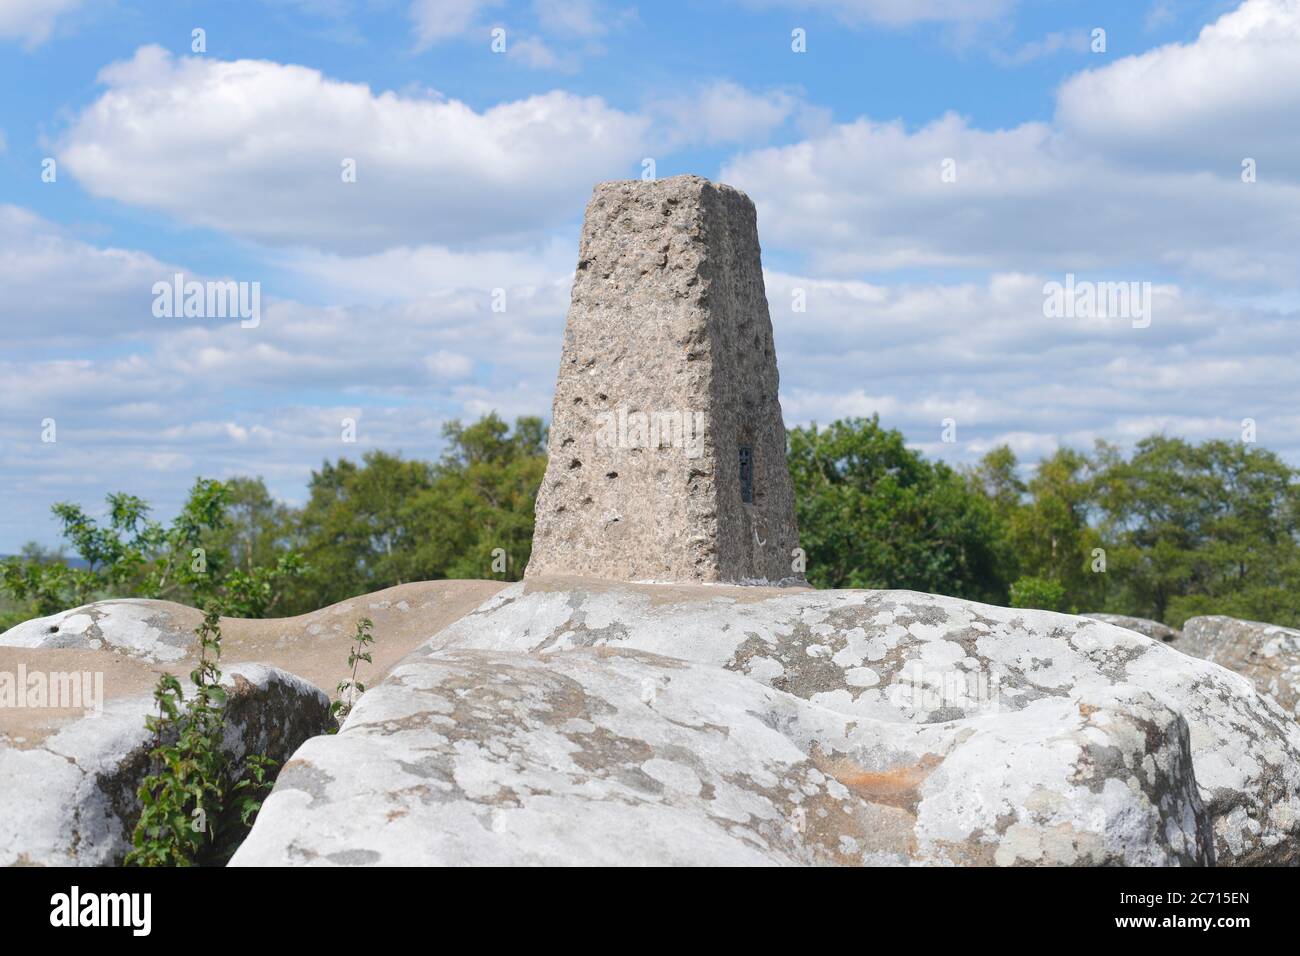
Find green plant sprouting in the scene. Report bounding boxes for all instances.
[331,616,375,727]
[125,603,277,866]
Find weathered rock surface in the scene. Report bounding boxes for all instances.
[527,175,802,585]
[1083,613,1181,643]
[0,660,330,866]
[234,579,1300,866]
[0,580,506,692]
[11,582,1298,866]
[233,648,1208,866]
[1179,615,1300,717]
[0,599,205,662]
[0,582,504,865]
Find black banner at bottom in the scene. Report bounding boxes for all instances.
[0,864,1279,942]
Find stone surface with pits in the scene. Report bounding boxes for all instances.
[526,175,802,585]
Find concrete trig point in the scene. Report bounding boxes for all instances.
[526,175,803,584]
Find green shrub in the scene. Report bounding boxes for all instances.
[125,604,276,867]
[1009,576,1066,612]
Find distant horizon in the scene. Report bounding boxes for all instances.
[8,412,1293,556]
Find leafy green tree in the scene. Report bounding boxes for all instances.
[968,444,1028,591]
[287,414,546,611]
[787,416,1010,601]
[408,413,547,581]
[1009,575,1067,612]
[0,541,75,622]
[200,477,304,617]
[969,444,1108,614]
[0,479,306,622]
[971,445,1026,517]
[291,452,436,609]
[201,477,296,574]
[1093,436,1300,626]
[1008,448,1105,614]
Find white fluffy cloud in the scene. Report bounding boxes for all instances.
[652,81,802,147]
[0,206,180,344]
[765,270,1300,462]
[409,0,502,48]
[409,0,629,52]
[0,233,570,547]
[533,0,619,37]
[1056,0,1300,176]
[278,236,576,303]
[57,46,649,253]
[723,0,1300,286]
[506,35,576,71]
[725,113,1300,284]
[0,0,82,45]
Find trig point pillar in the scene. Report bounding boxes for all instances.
[526,175,802,584]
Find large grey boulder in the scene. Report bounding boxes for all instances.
[232,647,1207,866]
[1083,613,1180,644]
[235,580,1300,866]
[0,658,331,866]
[1179,616,1300,717]
[527,175,802,585]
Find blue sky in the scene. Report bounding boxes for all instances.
[1,0,1298,551]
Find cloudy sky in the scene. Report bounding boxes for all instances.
[1,0,1297,551]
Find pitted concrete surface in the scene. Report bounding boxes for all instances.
[528,176,802,585]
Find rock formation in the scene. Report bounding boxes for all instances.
[8,583,1300,866]
[1083,613,1181,643]
[526,176,801,585]
[230,582,1300,866]
[0,582,495,865]
[1177,615,1300,717]
[1,655,329,866]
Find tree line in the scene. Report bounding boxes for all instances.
[4,413,1297,630]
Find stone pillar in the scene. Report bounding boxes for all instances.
[526,175,802,585]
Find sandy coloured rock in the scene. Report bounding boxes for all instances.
[0,580,506,691]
